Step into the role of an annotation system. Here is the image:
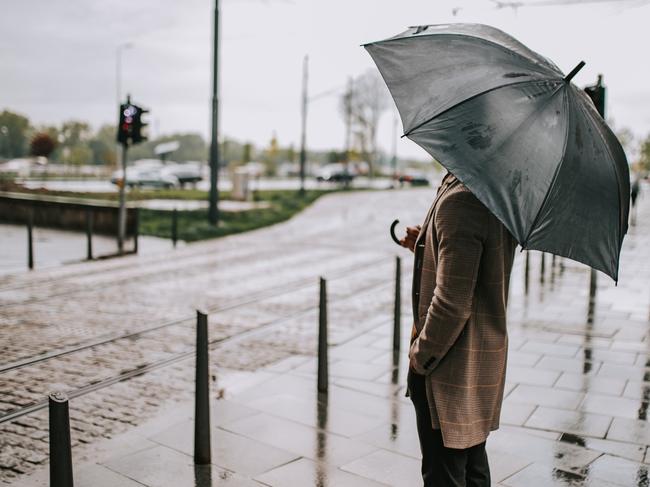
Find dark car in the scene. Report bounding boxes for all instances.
[315,163,355,183]
[398,172,430,186]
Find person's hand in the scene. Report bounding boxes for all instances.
[408,353,423,374]
[399,225,421,252]
[409,354,417,372]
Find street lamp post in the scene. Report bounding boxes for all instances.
[116,42,133,106]
[208,0,220,226]
[297,76,347,194]
[343,77,354,185]
[299,55,308,196]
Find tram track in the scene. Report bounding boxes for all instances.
[0,260,397,425]
[0,242,353,308]
[0,256,390,373]
[0,220,359,298]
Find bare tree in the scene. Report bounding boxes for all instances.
[339,70,390,178]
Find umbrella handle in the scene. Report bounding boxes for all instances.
[390,219,402,246]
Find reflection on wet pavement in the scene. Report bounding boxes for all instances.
[315,392,328,487]
[193,464,212,487]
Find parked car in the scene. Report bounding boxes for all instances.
[315,163,355,183]
[164,162,202,185]
[397,171,430,186]
[111,166,180,189]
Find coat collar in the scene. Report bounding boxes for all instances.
[416,171,457,244]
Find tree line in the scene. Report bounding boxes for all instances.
[0,110,214,166]
[0,108,346,172]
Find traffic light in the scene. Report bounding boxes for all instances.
[117,97,149,146]
[584,75,605,117]
[117,102,135,145]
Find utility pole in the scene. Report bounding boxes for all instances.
[208,0,220,226]
[299,55,309,197]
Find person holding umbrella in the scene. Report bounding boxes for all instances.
[367,24,629,486]
[398,170,517,486]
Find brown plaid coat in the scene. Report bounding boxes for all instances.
[409,172,517,449]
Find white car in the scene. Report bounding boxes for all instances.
[111,166,179,189]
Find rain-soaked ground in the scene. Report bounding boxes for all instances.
[3,182,650,486]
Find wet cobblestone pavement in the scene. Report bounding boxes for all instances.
[4,184,650,486]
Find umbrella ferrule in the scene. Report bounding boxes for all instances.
[564,61,586,83]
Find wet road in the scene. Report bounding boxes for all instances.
[2,184,650,486]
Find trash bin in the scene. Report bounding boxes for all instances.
[232,168,250,201]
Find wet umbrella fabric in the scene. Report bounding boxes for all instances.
[365,24,629,281]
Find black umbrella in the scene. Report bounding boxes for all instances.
[366,24,629,281]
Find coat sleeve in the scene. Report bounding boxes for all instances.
[409,190,488,375]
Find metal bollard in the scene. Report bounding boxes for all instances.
[540,252,546,284]
[172,209,178,248]
[85,209,93,260]
[524,251,530,295]
[393,256,401,353]
[27,211,34,270]
[317,277,328,394]
[133,208,140,254]
[194,310,211,465]
[49,392,73,487]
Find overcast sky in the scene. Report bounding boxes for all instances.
[1,0,648,160]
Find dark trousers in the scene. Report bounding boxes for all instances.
[408,370,490,487]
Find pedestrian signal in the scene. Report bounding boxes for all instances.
[117,96,149,146]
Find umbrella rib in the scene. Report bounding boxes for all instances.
[522,89,624,281]
[520,87,571,249]
[576,95,625,278]
[403,78,560,137]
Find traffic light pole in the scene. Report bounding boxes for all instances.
[117,142,128,254]
[208,0,220,226]
[116,94,147,253]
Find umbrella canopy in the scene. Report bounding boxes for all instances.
[365,24,629,281]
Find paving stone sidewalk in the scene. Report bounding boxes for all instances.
[12,301,650,487]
